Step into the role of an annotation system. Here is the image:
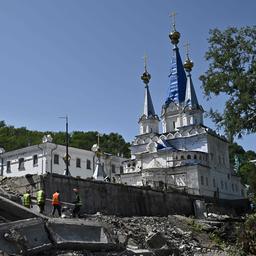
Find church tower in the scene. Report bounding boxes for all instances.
[161,16,187,133]
[182,50,204,126]
[138,57,159,135]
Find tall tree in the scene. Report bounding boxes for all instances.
[200,26,256,141]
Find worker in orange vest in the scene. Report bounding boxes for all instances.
[51,190,61,217]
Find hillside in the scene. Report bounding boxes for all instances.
[0,121,130,158]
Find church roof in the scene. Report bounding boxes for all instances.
[165,45,187,107]
[184,73,199,109]
[144,85,156,117]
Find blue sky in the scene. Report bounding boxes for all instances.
[0,1,255,151]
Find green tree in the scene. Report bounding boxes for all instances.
[200,26,256,142]
[239,162,256,192]
[0,121,130,158]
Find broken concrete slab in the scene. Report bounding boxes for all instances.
[126,249,154,255]
[46,218,123,252]
[0,218,52,255]
[0,195,41,221]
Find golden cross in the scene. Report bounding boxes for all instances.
[143,54,148,72]
[170,11,177,30]
[184,41,190,57]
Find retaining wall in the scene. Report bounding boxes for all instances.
[0,173,249,217]
[43,174,194,216]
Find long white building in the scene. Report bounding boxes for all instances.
[0,138,126,180]
[121,24,246,200]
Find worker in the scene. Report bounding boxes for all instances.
[36,188,45,214]
[23,190,31,208]
[52,190,61,217]
[72,188,82,218]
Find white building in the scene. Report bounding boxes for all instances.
[0,138,126,180]
[121,26,246,200]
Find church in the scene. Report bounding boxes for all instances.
[121,22,245,200]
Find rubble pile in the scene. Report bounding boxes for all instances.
[0,176,246,256]
[85,214,238,256]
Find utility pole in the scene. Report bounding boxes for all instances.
[65,115,69,176]
[59,115,69,176]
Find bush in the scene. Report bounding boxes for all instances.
[237,214,256,254]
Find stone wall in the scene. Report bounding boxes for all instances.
[0,173,249,217]
[43,173,194,216]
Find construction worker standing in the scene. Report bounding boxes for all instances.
[52,190,61,217]
[72,188,82,218]
[23,190,31,208]
[36,188,45,214]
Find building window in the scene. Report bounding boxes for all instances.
[18,158,25,170]
[54,154,59,165]
[86,159,91,169]
[232,183,234,192]
[111,164,116,174]
[76,158,81,168]
[213,178,216,188]
[235,184,238,192]
[206,177,209,186]
[221,180,224,190]
[173,121,176,129]
[201,176,204,185]
[6,161,11,173]
[120,166,124,174]
[180,155,184,160]
[187,155,191,159]
[194,155,197,160]
[33,155,38,166]
[224,182,228,190]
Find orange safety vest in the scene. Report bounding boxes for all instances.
[52,192,60,205]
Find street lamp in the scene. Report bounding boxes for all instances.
[0,147,5,176]
[59,115,70,176]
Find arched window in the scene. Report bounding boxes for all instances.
[194,155,197,159]
[181,155,184,160]
[187,155,191,159]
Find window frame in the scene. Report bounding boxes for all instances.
[33,154,38,166]
[6,161,11,173]
[86,159,91,170]
[18,158,25,171]
[54,154,59,165]
[76,158,81,168]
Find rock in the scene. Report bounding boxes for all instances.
[127,238,139,249]
[117,231,128,245]
[146,232,167,249]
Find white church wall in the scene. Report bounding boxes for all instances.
[207,134,230,172]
